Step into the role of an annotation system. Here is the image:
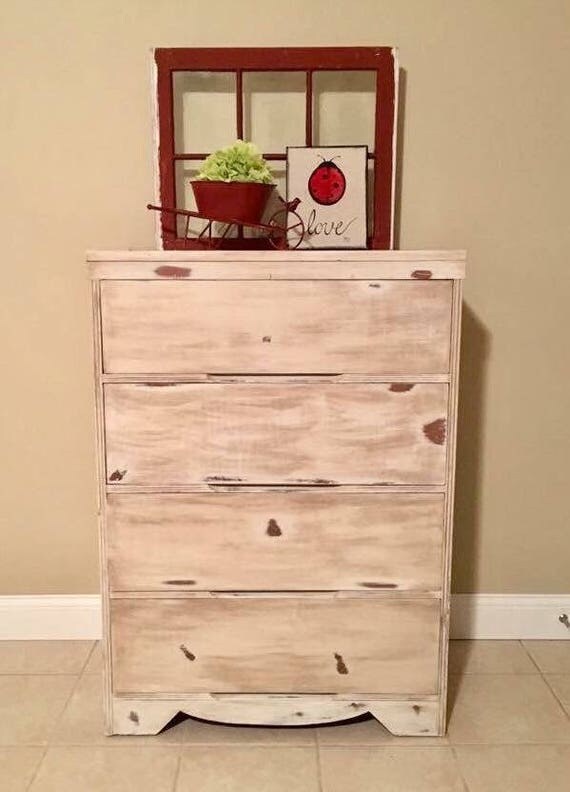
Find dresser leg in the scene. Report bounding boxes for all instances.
[111,699,183,736]
[367,700,441,736]
[109,696,442,736]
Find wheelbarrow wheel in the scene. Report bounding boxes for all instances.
[267,208,305,250]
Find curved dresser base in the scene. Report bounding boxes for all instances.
[110,696,440,737]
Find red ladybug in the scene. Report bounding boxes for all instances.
[308,157,346,205]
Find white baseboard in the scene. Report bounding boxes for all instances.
[0,594,568,641]
[451,594,570,640]
[0,596,102,640]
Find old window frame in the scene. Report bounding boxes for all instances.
[153,47,398,249]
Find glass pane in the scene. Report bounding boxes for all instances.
[243,72,306,152]
[313,71,376,149]
[173,72,236,154]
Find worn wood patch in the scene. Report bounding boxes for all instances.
[111,597,441,695]
[104,383,449,486]
[100,280,452,375]
[106,492,444,592]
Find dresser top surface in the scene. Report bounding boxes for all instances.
[88,250,466,280]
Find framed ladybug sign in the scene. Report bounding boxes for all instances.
[287,146,368,249]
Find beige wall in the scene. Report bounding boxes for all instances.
[1,1,569,594]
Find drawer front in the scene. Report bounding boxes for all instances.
[100,280,452,375]
[111,597,441,694]
[104,383,448,486]
[107,492,444,592]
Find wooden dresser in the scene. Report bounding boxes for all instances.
[89,250,465,737]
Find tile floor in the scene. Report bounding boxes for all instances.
[0,640,569,790]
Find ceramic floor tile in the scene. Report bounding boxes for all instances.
[316,715,449,746]
[83,642,103,675]
[0,641,93,675]
[448,640,536,674]
[455,745,570,792]
[0,675,77,745]
[29,746,179,792]
[545,674,570,705]
[319,747,466,792]
[522,640,570,673]
[0,746,45,791]
[176,746,320,792]
[447,673,570,743]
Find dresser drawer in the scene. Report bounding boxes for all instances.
[111,597,440,694]
[107,492,444,592]
[104,383,448,486]
[100,280,452,375]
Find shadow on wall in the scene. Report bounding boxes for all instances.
[452,304,490,595]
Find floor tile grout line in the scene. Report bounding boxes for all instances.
[171,753,183,792]
[79,640,98,677]
[41,641,96,748]
[45,672,86,746]
[0,672,91,676]
[315,738,325,792]
[311,740,570,748]
[449,671,540,675]
[449,744,473,792]
[25,744,50,792]
[540,674,570,721]
[518,639,544,673]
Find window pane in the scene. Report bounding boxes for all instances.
[243,72,305,152]
[313,71,376,149]
[173,72,236,154]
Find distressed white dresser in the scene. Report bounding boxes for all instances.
[89,250,465,736]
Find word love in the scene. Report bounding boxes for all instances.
[306,209,357,237]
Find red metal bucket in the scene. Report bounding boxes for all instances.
[191,181,274,224]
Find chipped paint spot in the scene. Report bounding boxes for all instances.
[413,705,421,715]
[334,653,349,675]
[411,269,432,280]
[350,702,365,709]
[154,265,191,278]
[389,383,414,392]
[262,335,272,343]
[164,579,196,586]
[204,475,244,483]
[293,478,338,486]
[128,711,139,724]
[295,711,304,717]
[109,469,127,482]
[180,644,196,661]
[359,582,398,589]
[423,418,446,445]
[368,283,381,288]
[266,519,282,537]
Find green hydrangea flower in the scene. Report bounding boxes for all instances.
[196,140,273,184]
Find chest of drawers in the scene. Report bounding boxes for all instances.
[89,250,465,736]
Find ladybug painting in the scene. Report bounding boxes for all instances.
[308,157,346,206]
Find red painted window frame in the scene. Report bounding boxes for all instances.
[154,47,398,249]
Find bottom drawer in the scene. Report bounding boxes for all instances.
[111,597,441,695]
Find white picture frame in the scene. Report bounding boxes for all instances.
[286,145,368,249]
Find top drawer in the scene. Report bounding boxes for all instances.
[100,280,452,375]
